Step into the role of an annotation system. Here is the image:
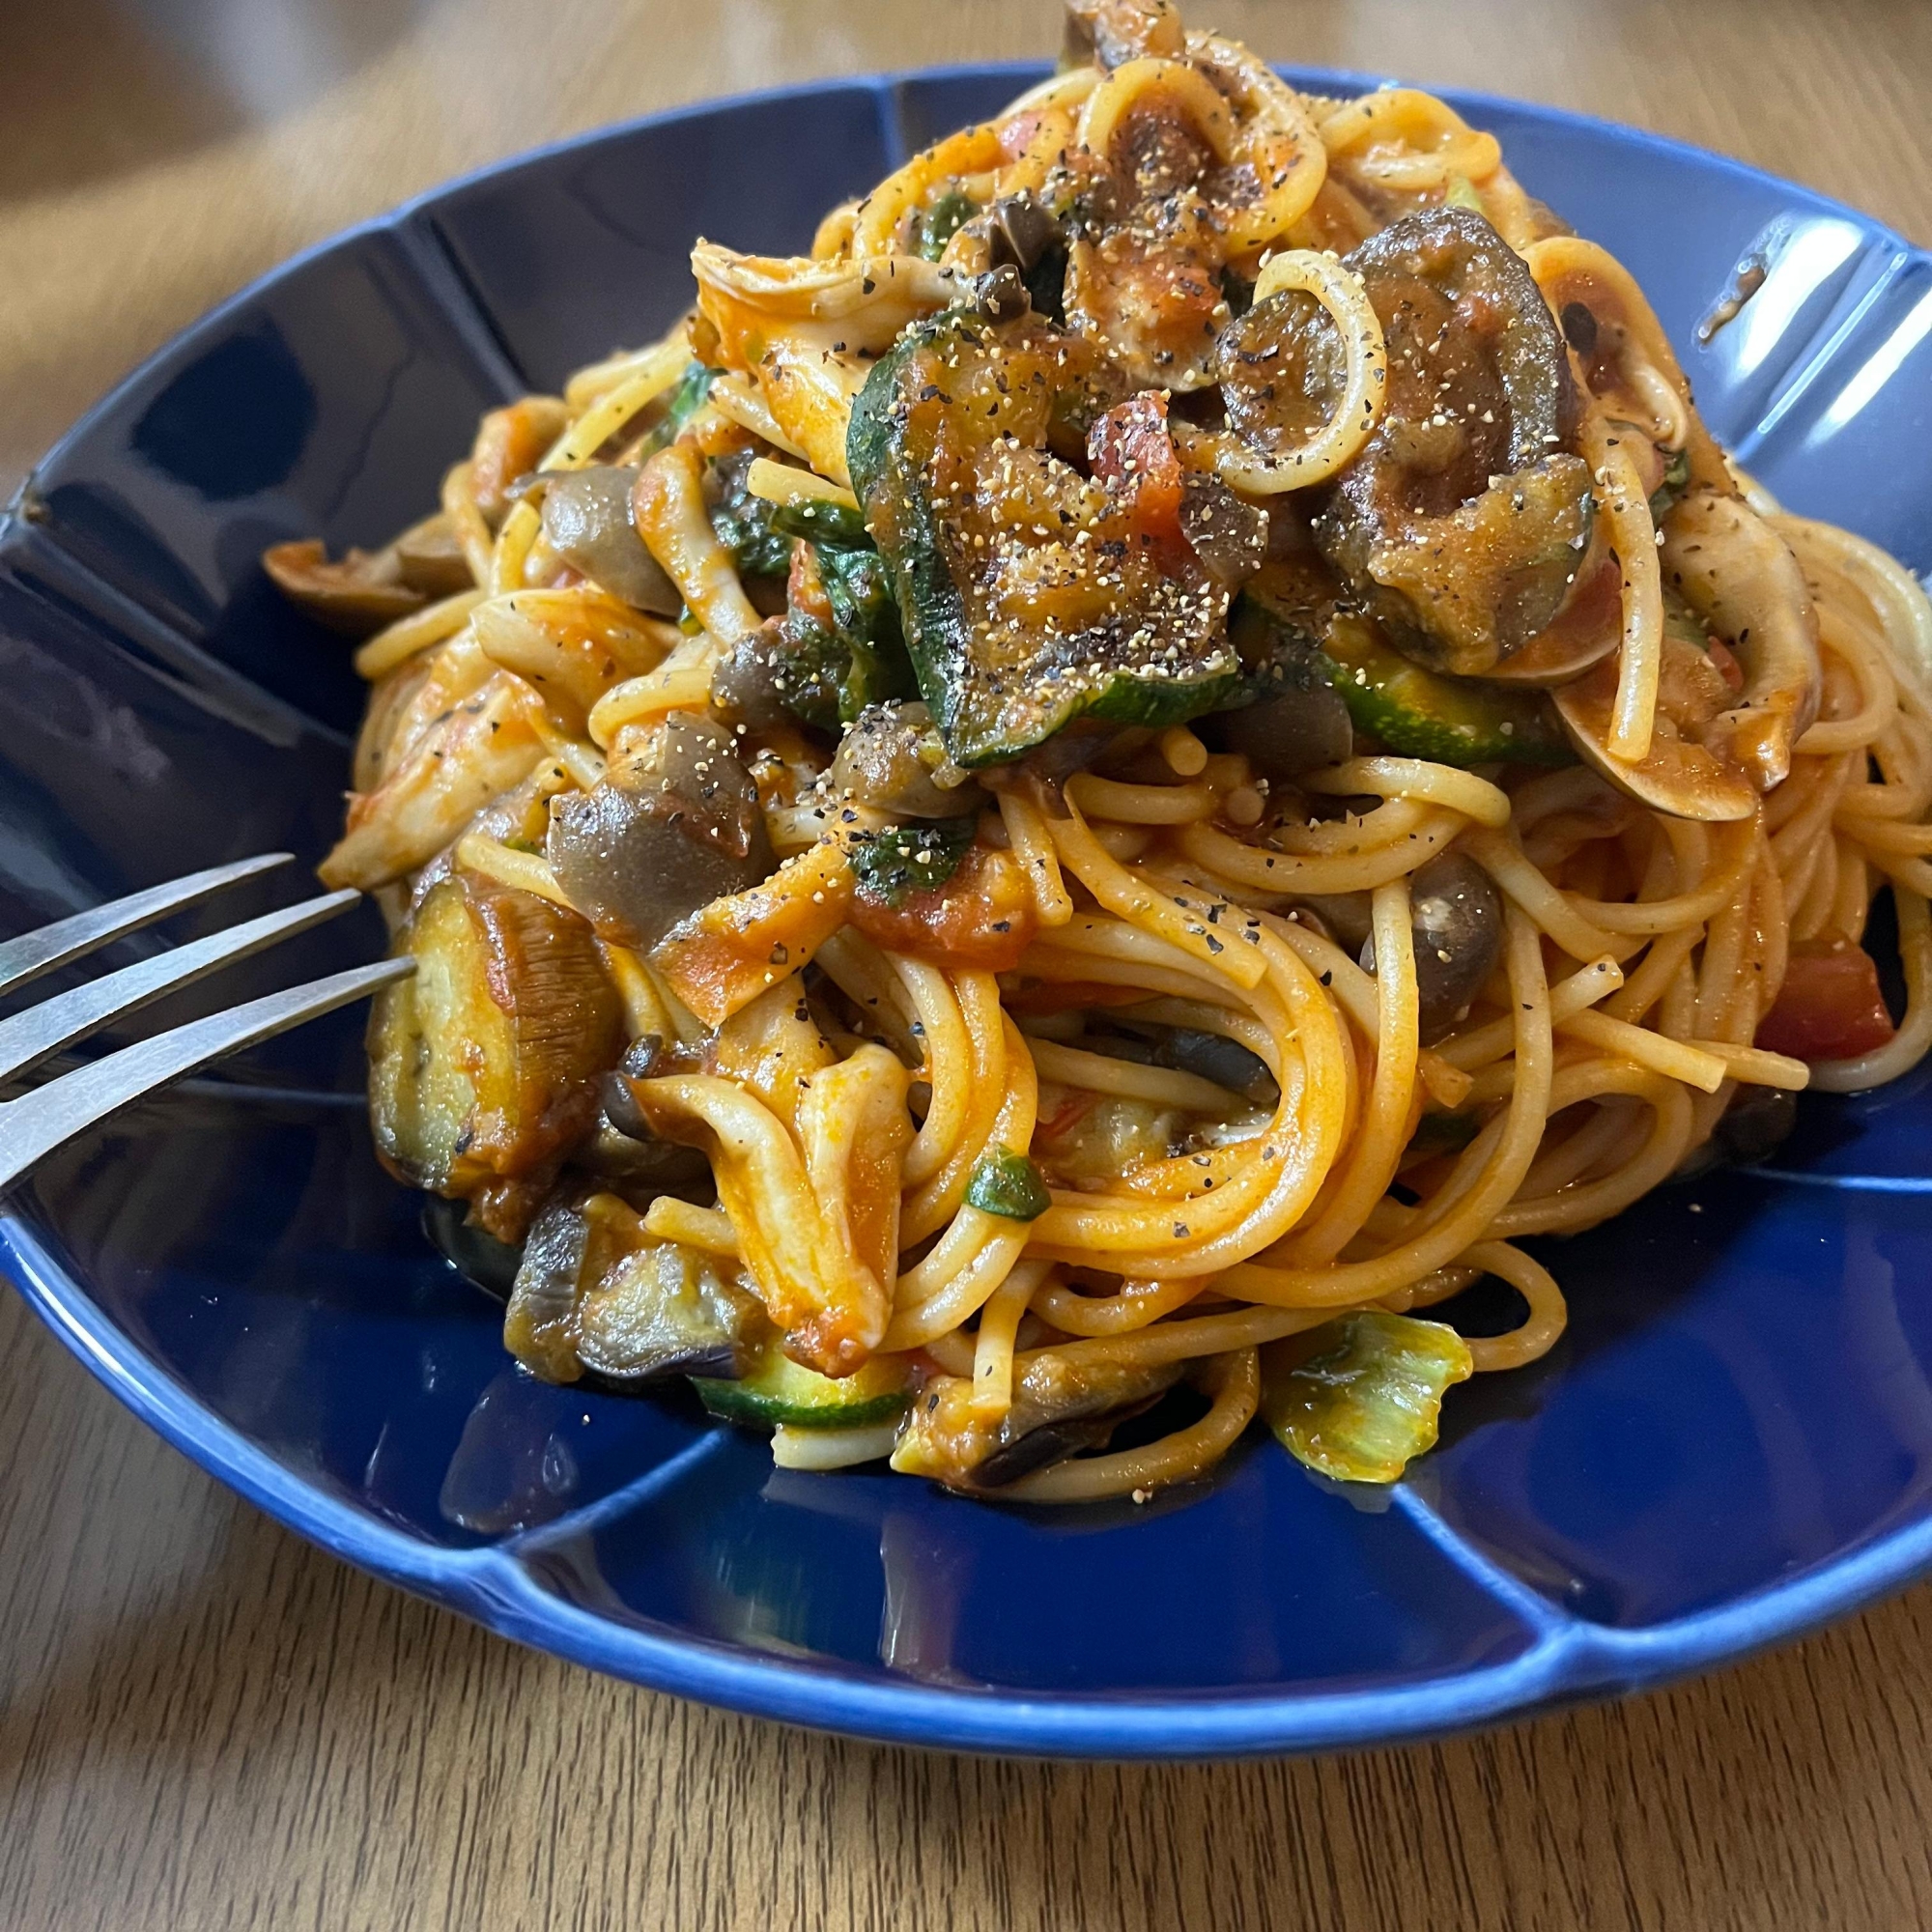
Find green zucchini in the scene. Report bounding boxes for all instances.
[1318,615,1575,767]
[694,1339,915,1430]
[964,1147,1052,1220]
[1237,589,1572,768]
[846,311,1240,767]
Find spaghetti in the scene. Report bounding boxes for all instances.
[269,0,1932,1504]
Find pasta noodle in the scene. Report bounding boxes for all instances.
[278,0,1932,1509]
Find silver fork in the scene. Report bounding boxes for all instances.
[0,854,408,1190]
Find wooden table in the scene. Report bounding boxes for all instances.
[5,3,1932,1926]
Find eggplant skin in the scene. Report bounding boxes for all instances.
[368,872,623,1214]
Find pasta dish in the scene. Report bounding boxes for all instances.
[267,0,1932,1502]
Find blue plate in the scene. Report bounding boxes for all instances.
[6,66,1932,1759]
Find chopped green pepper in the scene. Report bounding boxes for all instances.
[915,190,977,262]
[964,1147,1052,1220]
[1648,443,1691,523]
[850,817,978,908]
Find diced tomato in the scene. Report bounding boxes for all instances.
[848,844,1038,972]
[1706,637,1745,694]
[1087,391,1185,552]
[1755,940,1896,1061]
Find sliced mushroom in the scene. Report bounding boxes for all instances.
[262,538,424,637]
[539,467,683,615]
[393,515,478,598]
[827,702,984,818]
[546,710,776,949]
[1553,630,1759,823]
[988,193,1059,275]
[1658,487,1821,792]
[892,1351,1185,1490]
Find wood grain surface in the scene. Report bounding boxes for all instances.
[5,3,1932,1927]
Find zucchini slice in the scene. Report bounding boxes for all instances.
[847,311,1240,766]
[695,1338,915,1431]
[1236,589,1572,768]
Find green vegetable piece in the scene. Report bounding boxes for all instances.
[1300,606,1574,768]
[964,1147,1052,1221]
[772,543,919,731]
[847,311,1240,766]
[1648,443,1691,523]
[638,362,720,458]
[695,1340,914,1431]
[916,190,977,262]
[1262,1311,1474,1484]
[708,451,792,578]
[771,497,872,548]
[850,817,978,908]
[1443,173,1486,213]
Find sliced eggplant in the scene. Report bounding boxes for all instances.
[367,872,623,1207]
[1106,1021,1279,1107]
[1306,209,1598,679]
[546,711,776,949]
[503,1190,765,1386]
[891,1352,1184,1491]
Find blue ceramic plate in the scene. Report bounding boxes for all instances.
[6,66,1932,1759]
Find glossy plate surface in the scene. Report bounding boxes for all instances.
[5,66,1932,1759]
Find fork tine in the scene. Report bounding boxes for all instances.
[0,889,364,1087]
[0,853,294,1002]
[0,957,411,1192]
